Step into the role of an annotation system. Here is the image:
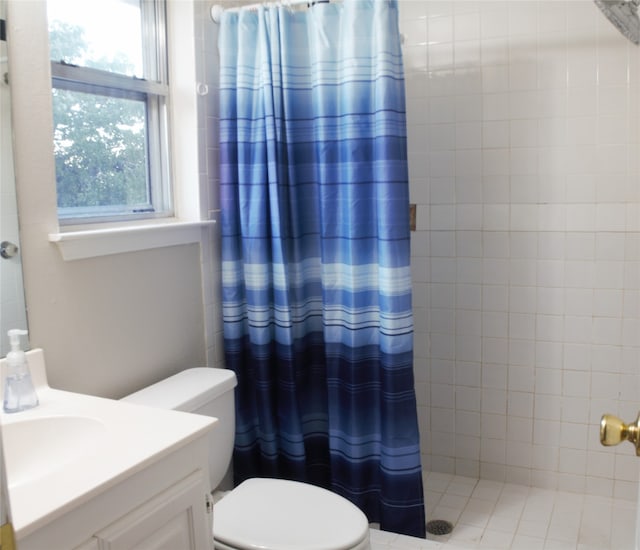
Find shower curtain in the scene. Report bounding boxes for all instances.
[219,0,425,538]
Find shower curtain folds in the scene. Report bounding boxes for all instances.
[219,0,425,538]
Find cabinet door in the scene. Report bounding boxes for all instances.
[95,470,212,550]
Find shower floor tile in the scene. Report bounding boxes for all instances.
[369,471,637,550]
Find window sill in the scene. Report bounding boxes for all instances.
[48,219,217,261]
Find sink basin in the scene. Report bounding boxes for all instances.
[2,415,107,488]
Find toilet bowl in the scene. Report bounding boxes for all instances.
[122,368,370,550]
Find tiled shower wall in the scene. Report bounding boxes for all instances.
[195,0,252,368]
[194,0,223,369]
[195,0,249,369]
[402,0,640,499]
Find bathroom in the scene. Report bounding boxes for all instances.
[1,0,639,549]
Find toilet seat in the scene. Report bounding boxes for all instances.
[213,478,370,550]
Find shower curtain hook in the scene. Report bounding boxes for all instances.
[211,4,224,23]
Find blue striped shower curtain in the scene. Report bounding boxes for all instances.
[219,0,425,537]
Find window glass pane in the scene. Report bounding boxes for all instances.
[53,88,151,217]
[48,0,144,78]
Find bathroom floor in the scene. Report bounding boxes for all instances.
[369,471,636,550]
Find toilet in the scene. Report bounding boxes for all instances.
[122,367,370,550]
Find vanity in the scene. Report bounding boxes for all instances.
[0,349,216,550]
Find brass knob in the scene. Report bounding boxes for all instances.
[600,413,640,455]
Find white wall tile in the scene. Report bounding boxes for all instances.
[535,341,563,370]
[563,370,591,398]
[561,397,590,424]
[563,343,591,372]
[565,261,595,288]
[507,441,533,468]
[564,316,592,344]
[535,314,564,342]
[510,259,538,286]
[457,257,483,284]
[483,284,509,311]
[508,391,534,419]
[614,454,640,483]
[457,283,482,310]
[566,174,596,203]
[534,394,562,421]
[566,233,595,260]
[462,344,485,368]
[508,363,534,391]
[481,438,506,465]
[427,12,451,39]
[483,363,508,390]
[535,368,562,396]
[482,388,507,414]
[536,286,565,315]
[456,361,482,387]
[507,415,533,443]
[533,420,561,447]
[404,0,640,490]
[566,205,596,232]
[509,340,535,368]
[456,309,482,335]
[602,275,631,311]
[482,337,509,364]
[596,233,626,260]
[590,372,620,400]
[591,344,622,373]
[456,204,483,230]
[510,286,537,313]
[457,386,481,412]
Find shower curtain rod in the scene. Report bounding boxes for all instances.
[211,0,330,22]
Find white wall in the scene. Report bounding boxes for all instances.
[402,0,640,499]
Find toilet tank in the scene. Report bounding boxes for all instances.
[122,367,237,491]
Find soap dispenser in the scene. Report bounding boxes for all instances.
[3,329,38,413]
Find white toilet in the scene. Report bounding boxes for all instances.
[122,367,370,550]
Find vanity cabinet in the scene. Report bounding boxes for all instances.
[2,350,216,550]
[16,435,214,550]
[74,470,212,550]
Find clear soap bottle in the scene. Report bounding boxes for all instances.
[3,329,38,413]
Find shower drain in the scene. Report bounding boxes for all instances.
[426,519,454,536]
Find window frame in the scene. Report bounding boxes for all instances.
[49,0,173,225]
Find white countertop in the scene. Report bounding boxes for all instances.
[0,349,216,539]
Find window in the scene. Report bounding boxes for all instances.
[47,0,171,224]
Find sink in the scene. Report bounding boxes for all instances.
[0,348,216,545]
[2,415,107,488]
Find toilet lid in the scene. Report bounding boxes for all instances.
[213,478,369,550]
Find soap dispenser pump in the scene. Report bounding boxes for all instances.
[3,329,38,413]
